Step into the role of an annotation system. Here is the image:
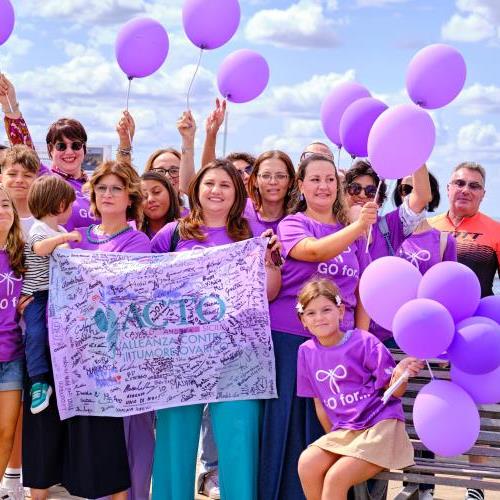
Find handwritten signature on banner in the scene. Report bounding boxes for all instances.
[48,238,276,419]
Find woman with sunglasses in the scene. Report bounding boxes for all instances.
[260,153,378,500]
[393,173,456,274]
[151,158,281,500]
[140,171,181,239]
[0,74,133,231]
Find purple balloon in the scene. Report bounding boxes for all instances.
[320,82,371,147]
[406,44,466,110]
[475,295,500,324]
[339,97,388,158]
[447,323,500,375]
[217,50,269,104]
[359,256,422,331]
[456,316,498,330]
[367,104,435,180]
[393,298,455,359]
[451,364,500,405]
[183,0,240,50]
[0,0,14,46]
[115,18,169,79]
[413,380,480,457]
[417,261,481,323]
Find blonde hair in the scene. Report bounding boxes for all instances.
[0,185,25,276]
[296,278,343,316]
[87,161,143,226]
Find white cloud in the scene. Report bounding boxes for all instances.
[21,0,146,24]
[453,83,500,116]
[245,0,341,48]
[457,120,500,151]
[441,0,500,42]
[356,0,408,6]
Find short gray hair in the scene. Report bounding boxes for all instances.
[453,162,486,184]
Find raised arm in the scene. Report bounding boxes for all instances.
[289,203,378,262]
[0,74,35,149]
[177,110,196,195]
[408,164,432,213]
[116,110,135,166]
[32,230,82,257]
[201,98,226,168]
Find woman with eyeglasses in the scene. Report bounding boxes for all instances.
[260,153,378,500]
[151,158,281,500]
[393,173,456,274]
[140,171,181,239]
[245,150,297,234]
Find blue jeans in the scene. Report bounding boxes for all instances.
[24,290,50,381]
[0,358,24,391]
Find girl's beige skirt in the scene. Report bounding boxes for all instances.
[310,418,414,470]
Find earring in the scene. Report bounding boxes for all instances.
[300,193,304,201]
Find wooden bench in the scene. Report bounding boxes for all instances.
[375,350,500,499]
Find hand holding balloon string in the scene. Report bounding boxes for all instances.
[364,180,383,253]
[382,357,424,404]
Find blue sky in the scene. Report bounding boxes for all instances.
[2,0,500,217]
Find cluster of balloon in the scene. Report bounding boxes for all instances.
[320,43,465,182]
[360,258,500,457]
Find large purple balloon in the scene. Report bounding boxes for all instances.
[115,18,169,79]
[406,44,466,110]
[393,298,455,359]
[0,0,14,46]
[447,323,500,375]
[183,0,240,50]
[320,82,371,148]
[339,97,388,158]
[456,316,498,330]
[475,295,500,324]
[413,380,480,457]
[451,364,500,405]
[367,104,435,180]
[359,256,422,331]
[217,50,270,104]
[417,261,481,323]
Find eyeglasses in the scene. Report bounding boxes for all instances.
[346,182,377,199]
[237,164,253,176]
[398,183,413,196]
[257,173,289,182]
[54,141,84,152]
[152,167,180,178]
[450,179,484,191]
[95,184,125,196]
[300,151,333,162]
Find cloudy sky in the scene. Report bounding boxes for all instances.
[2,0,499,217]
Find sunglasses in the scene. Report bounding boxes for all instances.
[450,179,484,191]
[152,166,180,178]
[398,183,413,196]
[54,141,85,152]
[346,182,377,199]
[237,164,253,176]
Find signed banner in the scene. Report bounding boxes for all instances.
[48,238,276,419]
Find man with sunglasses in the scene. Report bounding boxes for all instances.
[429,162,499,298]
[430,162,499,500]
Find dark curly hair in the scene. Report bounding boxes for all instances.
[344,160,387,206]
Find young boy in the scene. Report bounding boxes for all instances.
[0,144,40,237]
[23,175,81,413]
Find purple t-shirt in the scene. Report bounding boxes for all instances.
[269,212,371,336]
[396,229,457,275]
[297,328,404,431]
[369,209,405,260]
[0,251,23,362]
[39,163,97,231]
[243,198,283,235]
[69,225,151,253]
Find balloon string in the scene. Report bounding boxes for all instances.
[6,94,13,114]
[125,78,132,146]
[426,360,435,380]
[337,146,341,169]
[222,107,229,158]
[365,179,383,254]
[187,47,204,111]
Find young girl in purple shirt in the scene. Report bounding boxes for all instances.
[296,278,422,500]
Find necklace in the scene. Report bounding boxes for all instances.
[86,224,132,244]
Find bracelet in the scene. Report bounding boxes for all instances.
[117,148,132,156]
[181,146,194,154]
[2,101,19,114]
